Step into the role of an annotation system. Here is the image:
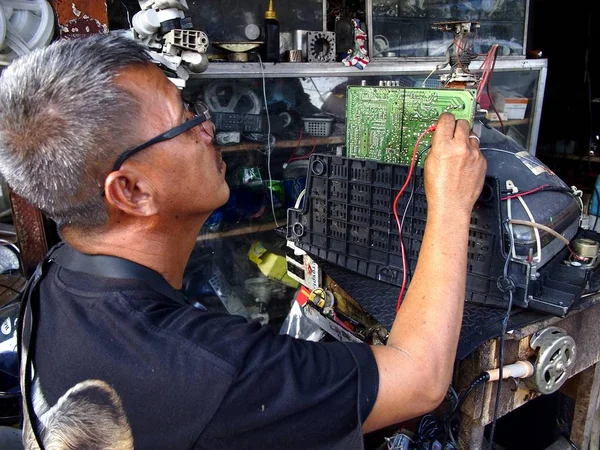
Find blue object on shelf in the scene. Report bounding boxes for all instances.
[590,175,600,216]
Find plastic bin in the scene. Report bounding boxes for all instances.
[302,116,334,136]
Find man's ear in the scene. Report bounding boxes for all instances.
[104,169,159,217]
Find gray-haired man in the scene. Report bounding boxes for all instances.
[0,35,485,449]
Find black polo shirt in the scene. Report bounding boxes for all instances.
[31,249,379,449]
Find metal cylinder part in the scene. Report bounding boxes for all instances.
[572,238,599,259]
[287,50,302,62]
[293,29,309,60]
[228,52,248,62]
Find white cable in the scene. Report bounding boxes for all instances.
[121,1,132,29]
[506,197,518,260]
[421,67,437,88]
[257,54,280,227]
[517,195,542,263]
[571,185,584,213]
[294,189,306,210]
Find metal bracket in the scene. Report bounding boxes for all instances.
[307,31,336,63]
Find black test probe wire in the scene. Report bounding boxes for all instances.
[393,124,437,312]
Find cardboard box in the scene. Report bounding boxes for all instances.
[492,86,529,120]
[486,111,509,122]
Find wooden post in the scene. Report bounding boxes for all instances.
[571,363,600,449]
[7,190,48,277]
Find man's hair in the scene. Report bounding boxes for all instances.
[0,34,152,229]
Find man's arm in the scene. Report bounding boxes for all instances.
[364,113,487,432]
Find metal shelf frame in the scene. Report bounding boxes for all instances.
[195,58,547,155]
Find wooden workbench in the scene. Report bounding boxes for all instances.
[456,295,600,449]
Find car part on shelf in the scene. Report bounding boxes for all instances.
[0,0,54,66]
[292,29,309,61]
[286,49,302,62]
[204,81,262,115]
[212,41,263,62]
[307,31,336,63]
[132,0,209,87]
[212,112,285,133]
[527,327,576,395]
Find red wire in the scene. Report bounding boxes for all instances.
[476,44,499,104]
[286,128,304,164]
[501,185,550,201]
[394,124,437,312]
[287,137,317,164]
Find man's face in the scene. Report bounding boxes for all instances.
[115,64,230,219]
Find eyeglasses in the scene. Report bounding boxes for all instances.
[111,101,214,172]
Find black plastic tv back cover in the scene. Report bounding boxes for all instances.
[287,154,589,316]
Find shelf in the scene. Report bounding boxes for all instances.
[197,221,278,241]
[487,118,530,128]
[193,59,546,79]
[373,16,527,25]
[218,120,529,152]
[220,135,346,153]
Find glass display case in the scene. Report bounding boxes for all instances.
[179,58,547,330]
[367,0,529,57]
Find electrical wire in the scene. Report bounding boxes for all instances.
[446,372,491,423]
[286,128,305,165]
[508,219,569,246]
[480,45,499,93]
[399,146,431,280]
[286,131,317,166]
[422,66,439,88]
[256,54,280,228]
[508,219,586,261]
[488,222,516,450]
[501,185,550,201]
[485,48,505,134]
[294,189,306,210]
[394,126,436,312]
[121,1,132,29]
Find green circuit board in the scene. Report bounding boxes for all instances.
[345,87,476,165]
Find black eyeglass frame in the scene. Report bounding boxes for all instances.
[111,103,212,172]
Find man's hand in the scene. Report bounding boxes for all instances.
[425,113,487,217]
[364,113,487,433]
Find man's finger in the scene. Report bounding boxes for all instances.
[453,119,471,142]
[431,113,456,146]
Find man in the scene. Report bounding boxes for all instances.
[0,35,486,449]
